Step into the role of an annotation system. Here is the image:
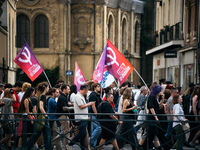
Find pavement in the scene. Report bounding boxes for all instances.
[59,128,200,150]
[1,128,199,150]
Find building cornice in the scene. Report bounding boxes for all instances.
[16,49,103,55]
[0,25,8,35]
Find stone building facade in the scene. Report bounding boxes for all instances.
[0,0,18,84]
[182,0,197,88]
[16,0,142,85]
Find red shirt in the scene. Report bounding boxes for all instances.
[13,90,19,113]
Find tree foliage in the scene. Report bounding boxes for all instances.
[16,66,59,87]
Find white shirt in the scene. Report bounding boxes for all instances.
[0,90,4,112]
[18,92,25,103]
[0,90,4,99]
[173,103,184,127]
[74,92,88,120]
[118,95,123,114]
[55,97,58,103]
[70,93,76,103]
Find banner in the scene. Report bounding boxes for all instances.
[74,62,86,91]
[99,70,115,88]
[105,39,134,84]
[92,45,107,82]
[14,41,43,81]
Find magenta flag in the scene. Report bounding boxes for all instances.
[92,45,107,82]
[74,62,86,91]
[105,39,134,84]
[14,41,43,81]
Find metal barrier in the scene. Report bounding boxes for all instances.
[0,113,200,150]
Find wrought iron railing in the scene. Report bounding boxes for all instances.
[0,113,199,150]
[155,22,183,46]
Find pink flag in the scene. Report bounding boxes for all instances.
[74,62,86,91]
[14,41,43,81]
[105,39,134,84]
[92,45,107,82]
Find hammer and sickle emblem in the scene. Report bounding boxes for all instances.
[106,47,119,66]
[76,69,85,85]
[18,47,32,65]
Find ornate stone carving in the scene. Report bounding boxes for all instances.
[72,6,93,50]
[22,0,40,6]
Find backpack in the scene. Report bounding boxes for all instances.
[97,102,104,119]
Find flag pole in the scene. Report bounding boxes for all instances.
[43,70,52,88]
[134,69,150,92]
[114,79,119,91]
[100,87,103,98]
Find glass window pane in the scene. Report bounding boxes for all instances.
[17,14,30,47]
[34,15,49,48]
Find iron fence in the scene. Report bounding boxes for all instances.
[0,113,200,150]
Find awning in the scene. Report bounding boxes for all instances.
[179,47,196,53]
[146,40,184,55]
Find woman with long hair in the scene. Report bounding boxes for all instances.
[0,88,16,148]
[117,88,138,150]
[27,82,51,149]
[188,85,200,142]
[17,87,35,147]
[183,84,194,115]
[171,94,187,150]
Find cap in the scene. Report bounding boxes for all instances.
[0,83,4,87]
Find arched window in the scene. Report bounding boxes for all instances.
[17,14,30,48]
[108,15,114,42]
[134,21,139,53]
[122,18,127,50]
[34,15,49,48]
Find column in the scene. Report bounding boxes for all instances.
[103,4,107,46]
[67,2,71,83]
[59,54,65,80]
[130,11,134,82]
[118,8,121,50]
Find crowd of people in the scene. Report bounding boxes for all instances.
[0,79,200,150]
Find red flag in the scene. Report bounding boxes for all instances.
[105,39,134,84]
[74,62,86,91]
[14,42,43,81]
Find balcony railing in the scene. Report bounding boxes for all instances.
[155,22,183,46]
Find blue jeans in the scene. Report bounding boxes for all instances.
[165,122,173,140]
[69,121,87,150]
[27,120,52,150]
[89,115,102,147]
